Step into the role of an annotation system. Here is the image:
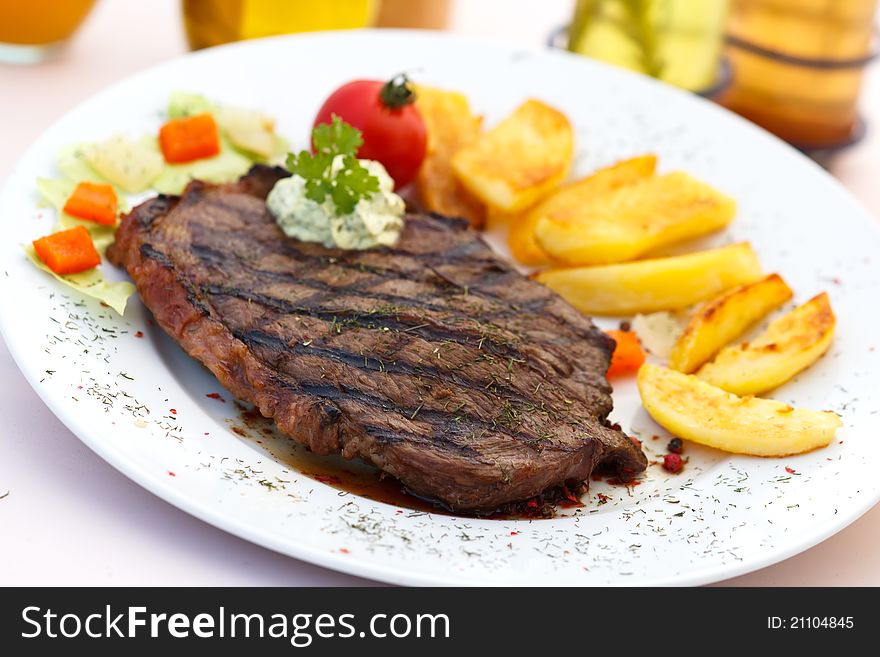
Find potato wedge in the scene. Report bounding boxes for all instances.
[509,155,657,266]
[638,364,841,456]
[451,99,573,213]
[508,209,552,266]
[696,293,835,395]
[534,171,736,265]
[669,273,793,373]
[534,242,763,316]
[484,206,515,232]
[415,85,486,228]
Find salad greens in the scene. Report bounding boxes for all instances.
[36,177,120,253]
[24,244,135,315]
[28,90,288,315]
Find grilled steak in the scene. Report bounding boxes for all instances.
[108,165,647,512]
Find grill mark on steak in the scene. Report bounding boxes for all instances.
[180,213,534,349]
[139,243,213,318]
[108,165,647,512]
[133,195,177,229]
[233,328,564,454]
[272,379,483,456]
[181,194,595,359]
[271,239,543,314]
[181,197,548,312]
[194,229,550,326]
[233,327,537,406]
[189,242,479,317]
[198,282,534,370]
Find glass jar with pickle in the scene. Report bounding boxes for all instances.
[567,0,731,93]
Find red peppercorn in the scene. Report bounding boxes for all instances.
[663,453,683,473]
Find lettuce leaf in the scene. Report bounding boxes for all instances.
[151,136,253,195]
[24,245,135,315]
[168,90,216,119]
[57,143,108,184]
[86,134,164,193]
[54,93,283,200]
[170,90,287,163]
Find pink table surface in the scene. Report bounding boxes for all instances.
[2,0,878,587]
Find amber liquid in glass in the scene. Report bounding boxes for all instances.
[182,0,377,50]
[0,0,95,45]
[374,0,452,29]
[719,0,878,148]
[0,0,95,63]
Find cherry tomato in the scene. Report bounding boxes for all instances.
[313,75,427,189]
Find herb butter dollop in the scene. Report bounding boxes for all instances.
[267,156,404,250]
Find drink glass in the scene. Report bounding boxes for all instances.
[182,0,378,50]
[719,0,879,150]
[0,0,96,64]
[374,0,452,29]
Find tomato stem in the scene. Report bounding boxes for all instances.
[379,73,417,109]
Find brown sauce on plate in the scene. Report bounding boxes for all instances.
[229,402,585,519]
[230,403,447,514]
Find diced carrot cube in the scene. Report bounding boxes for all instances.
[62,181,118,226]
[33,225,101,275]
[605,329,646,378]
[158,113,221,163]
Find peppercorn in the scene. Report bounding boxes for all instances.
[667,437,683,454]
[663,453,683,473]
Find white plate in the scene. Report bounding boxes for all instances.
[2,30,880,586]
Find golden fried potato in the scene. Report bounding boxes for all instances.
[484,206,516,232]
[508,155,657,267]
[696,293,835,395]
[415,85,486,228]
[451,99,573,213]
[534,242,763,316]
[638,364,841,456]
[508,209,552,266]
[669,273,793,373]
[534,171,736,265]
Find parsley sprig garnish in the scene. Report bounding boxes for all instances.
[285,116,380,216]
